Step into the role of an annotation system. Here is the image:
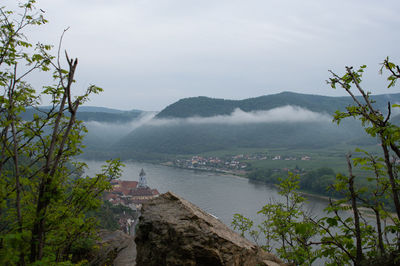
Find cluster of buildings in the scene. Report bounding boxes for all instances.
[229,153,311,161]
[171,153,311,172]
[272,155,311,161]
[173,156,247,172]
[104,169,160,235]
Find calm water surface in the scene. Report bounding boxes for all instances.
[84,160,329,228]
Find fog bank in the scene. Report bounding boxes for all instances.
[147,106,331,127]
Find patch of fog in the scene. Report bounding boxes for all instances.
[84,112,157,137]
[146,105,332,127]
[83,106,332,136]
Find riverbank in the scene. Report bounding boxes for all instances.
[160,162,247,177]
[159,162,339,203]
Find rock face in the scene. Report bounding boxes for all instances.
[135,191,284,266]
[89,230,136,266]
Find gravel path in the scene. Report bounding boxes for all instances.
[113,237,136,266]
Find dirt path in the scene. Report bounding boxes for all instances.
[113,237,136,266]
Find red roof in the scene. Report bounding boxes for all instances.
[107,179,159,205]
[111,180,138,195]
[120,180,138,189]
[104,193,119,201]
[130,187,155,197]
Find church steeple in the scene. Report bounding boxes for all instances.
[138,168,147,188]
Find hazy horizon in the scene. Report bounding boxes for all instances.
[3,0,399,111]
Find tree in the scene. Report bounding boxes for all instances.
[258,173,319,264]
[0,1,123,264]
[329,60,400,221]
[233,58,400,265]
[323,58,400,265]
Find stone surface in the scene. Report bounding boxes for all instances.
[135,191,285,266]
[113,236,137,266]
[89,230,136,266]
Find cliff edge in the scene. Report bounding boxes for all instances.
[135,191,284,266]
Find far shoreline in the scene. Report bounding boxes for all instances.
[159,161,336,202]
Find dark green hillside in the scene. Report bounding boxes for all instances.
[114,119,373,158]
[156,92,400,118]
[238,92,350,114]
[155,96,237,118]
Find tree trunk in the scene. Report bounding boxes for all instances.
[381,141,400,221]
[346,154,363,265]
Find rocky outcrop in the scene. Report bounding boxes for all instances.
[89,230,136,266]
[135,191,285,266]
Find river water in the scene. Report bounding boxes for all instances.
[83,160,329,229]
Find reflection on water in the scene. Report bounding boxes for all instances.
[83,160,329,228]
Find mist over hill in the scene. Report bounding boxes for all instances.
[19,106,148,158]
[75,92,400,160]
[156,92,400,119]
[114,119,367,155]
[22,106,144,123]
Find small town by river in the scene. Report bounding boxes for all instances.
[84,160,329,229]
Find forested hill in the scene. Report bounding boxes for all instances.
[156,92,400,118]
[76,110,142,123]
[21,106,143,123]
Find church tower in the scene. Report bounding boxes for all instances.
[138,168,148,188]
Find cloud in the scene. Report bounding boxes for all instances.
[82,106,331,136]
[84,112,157,137]
[146,106,331,127]
[3,0,399,110]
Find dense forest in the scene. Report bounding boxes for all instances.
[248,167,336,196]
[156,92,400,118]
[112,119,372,158]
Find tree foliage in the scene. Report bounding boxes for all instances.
[0,1,123,264]
[233,58,400,265]
[247,167,338,198]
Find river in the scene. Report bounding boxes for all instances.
[83,160,330,229]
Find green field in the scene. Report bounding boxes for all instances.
[197,144,381,175]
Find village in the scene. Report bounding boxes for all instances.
[167,152,311,174]
[103,169,159,235]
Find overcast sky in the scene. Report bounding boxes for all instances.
[4,0,400,110]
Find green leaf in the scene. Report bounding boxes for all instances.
[326,217,338,227]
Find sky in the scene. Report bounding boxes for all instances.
[4,0,400,111]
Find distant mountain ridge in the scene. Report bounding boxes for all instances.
[156,92,400,118]
[77,109,143,123]
[70,91,400,160]
[78,106,139,114]
[22,106,144,123]
[107,92,400,159]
